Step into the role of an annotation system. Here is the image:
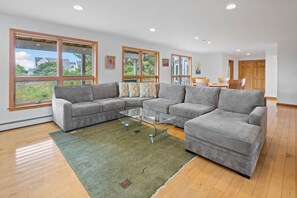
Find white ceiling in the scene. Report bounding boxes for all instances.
[1,0,296,56]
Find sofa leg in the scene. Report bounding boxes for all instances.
[185,149,198,155]
[238,172,251,179]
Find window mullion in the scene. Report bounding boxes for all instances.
[139,50,143,82]
[179,56,182,84]
[57,39,63,85]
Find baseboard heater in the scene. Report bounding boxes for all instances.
[0,115,53,131]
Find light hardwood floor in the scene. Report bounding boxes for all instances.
[0,100,296,198]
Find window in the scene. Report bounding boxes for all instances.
[122,46,159,82]
[171,54,192,85]
[9,29,98,111]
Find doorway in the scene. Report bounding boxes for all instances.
[239,60,265,90]
[229,60,234,80]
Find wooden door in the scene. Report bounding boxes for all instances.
[239,60,265,90]
[239,61,253,89]
[229,60,234,80]
[253,60,265,90]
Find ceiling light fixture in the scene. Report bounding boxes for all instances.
[149,28,156,32]
[246,53,251,56]
[207,41,212,44]
[73,5,83,11]
[236,49,241,52]
[194,36,199,40]
[226,3,237,10]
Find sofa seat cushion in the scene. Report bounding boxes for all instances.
[169,103,214,119]
[120,97,151,107]
[206,109,249,123]
[93,98,125,112]
[143,98,178,114]
[72,102,103,117]
[185,115,261,156]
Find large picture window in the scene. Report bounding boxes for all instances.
[9,29,98,111]
[171,54,192,85]
[122,46,159,82]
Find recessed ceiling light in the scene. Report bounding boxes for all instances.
[194,36,199,40]
[246,53,251,56]
[236,49,241,52]
[73,5,83,11]
[207,41,212,44]
[226,3,237,10]
[149,28,156,32]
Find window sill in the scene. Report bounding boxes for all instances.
[8,102,52,111]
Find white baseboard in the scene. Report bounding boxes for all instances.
[0,115,53,132]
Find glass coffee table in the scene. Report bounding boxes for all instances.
[119,107,176,144]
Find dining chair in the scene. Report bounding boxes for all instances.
[228,80,240,89]
[192,77,207,86]
[218,77,230,84]
[195,78,209,87]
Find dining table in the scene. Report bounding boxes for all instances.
[208,82,229,88]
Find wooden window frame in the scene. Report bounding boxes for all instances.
[171,54,192,85]
[122,46,159,82]
[9,29,98,111]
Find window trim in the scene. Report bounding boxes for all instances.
[9,29,98,111]
[122,46,160,82]
[171,54,192,85]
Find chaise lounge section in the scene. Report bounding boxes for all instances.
[184,89,267,177]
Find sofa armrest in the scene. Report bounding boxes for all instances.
[52,96,72,131]
[249,106,267,127]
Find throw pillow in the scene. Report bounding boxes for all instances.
[119,82,129,97]
[148,83,157,98]
[128,83,140,97]
[139,83,150,98]
[139,83,157,98]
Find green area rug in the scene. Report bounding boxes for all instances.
[50,120,195,198]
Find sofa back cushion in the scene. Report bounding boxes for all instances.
[185,86,220,107]
[218,89,265,114]
[91,82,118,100]
[158,83,185,103]
[54,85,93,103]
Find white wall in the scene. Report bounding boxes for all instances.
[236,54,266,61]
[196,54,231,82]
[0,14,198,131]
[222,54,236,80]
[265,56,277,97]
[277,41,297,105]
[265,44,278,98]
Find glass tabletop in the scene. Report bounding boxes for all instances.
[119,107,175,125]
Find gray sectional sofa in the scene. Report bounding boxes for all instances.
[184,89,267,178]
[52,82,267,178]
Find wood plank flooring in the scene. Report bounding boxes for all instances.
[0,100,296,198]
